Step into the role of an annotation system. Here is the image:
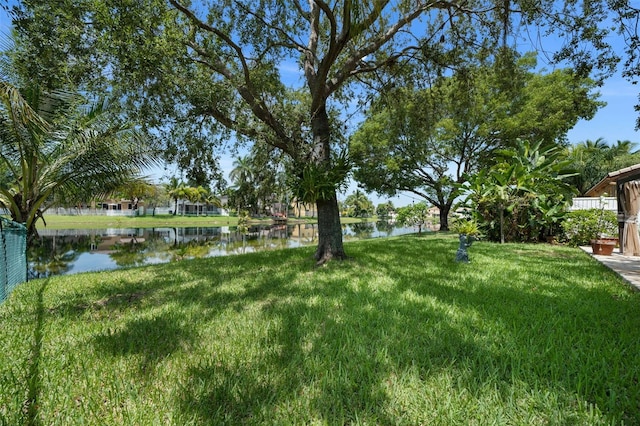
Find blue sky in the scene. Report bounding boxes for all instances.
[0,6,638,207]
[566,73,638,144]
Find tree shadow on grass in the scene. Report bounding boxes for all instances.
[172,236,640,424]
[45,245,315,316]
[91,313,193,375]
[174,276,487,425]
[23,279,50,426]
[361,237,640,423]
[20,235,640,423]
[84,248,312,378]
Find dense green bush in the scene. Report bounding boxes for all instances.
[460,141,576,243]
[561,209,618,246]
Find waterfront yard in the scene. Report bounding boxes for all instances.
[1,234,639,425]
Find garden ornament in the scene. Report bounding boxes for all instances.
[455,234,475,263]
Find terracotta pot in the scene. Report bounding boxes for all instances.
[590,239,617,256]
[599,237,619,247]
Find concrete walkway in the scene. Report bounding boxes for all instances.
[580,246,640,291]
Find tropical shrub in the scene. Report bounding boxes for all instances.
[459,140,576,243]
[236,210,251,234]
[450,218,480,236]
[561,209,618,246]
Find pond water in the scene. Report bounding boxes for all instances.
[28,222,426,278]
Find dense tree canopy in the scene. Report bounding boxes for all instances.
[351,53,601,230]
[564,138,640,195]
[342,190,374,218]
[9,0,635,260]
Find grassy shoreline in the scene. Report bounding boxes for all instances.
[35,214,375,230]
[2,234,640,424]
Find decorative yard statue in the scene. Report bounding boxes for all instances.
[455,234,475,263]
[452,219,479,263]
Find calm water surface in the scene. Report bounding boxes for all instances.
[28,222,424,278]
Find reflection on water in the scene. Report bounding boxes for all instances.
[28,222,426,278]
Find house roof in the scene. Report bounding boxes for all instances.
[585,163,640,197]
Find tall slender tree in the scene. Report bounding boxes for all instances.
[166,177,186,216]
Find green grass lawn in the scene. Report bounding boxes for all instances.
[2,234,640,425]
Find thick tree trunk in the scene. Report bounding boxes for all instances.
[311,103,347,264]
[439,205,450,231]
[315,196,347,263]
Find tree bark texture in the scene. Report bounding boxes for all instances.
[311,104,346,263]
[315,196,346,263]
[439,203,451,231]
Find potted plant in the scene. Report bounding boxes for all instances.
[451,219,479,262]
[590,196,618,256]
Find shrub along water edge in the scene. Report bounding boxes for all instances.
[1,234,639,425]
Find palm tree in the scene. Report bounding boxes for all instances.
[611,140,639,156]
[165,177,184,215]
[229,156,253,186]
[183,186,208,216]
[229,156,257,214]
[565,138,640,195]
[580,138,609,152]
[194,186,209,216]
[167,181,190,216]
[344,190,374,218]
[0,81,159,239]
[203,191,221,215]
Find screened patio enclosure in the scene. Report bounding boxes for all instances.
[586,164,640,256]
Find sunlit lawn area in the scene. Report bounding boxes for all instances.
[2,234,640,425]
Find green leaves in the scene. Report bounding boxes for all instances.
[396,201,431,231]
[351,49,599,232]
[0,76,159,237]
[461,140,577,243]
[342,190,374,218]
[562,209,618,246]
[564,139,640,195]
[287,151,350,204]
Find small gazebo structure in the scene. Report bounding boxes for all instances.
[585,164,640,256]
